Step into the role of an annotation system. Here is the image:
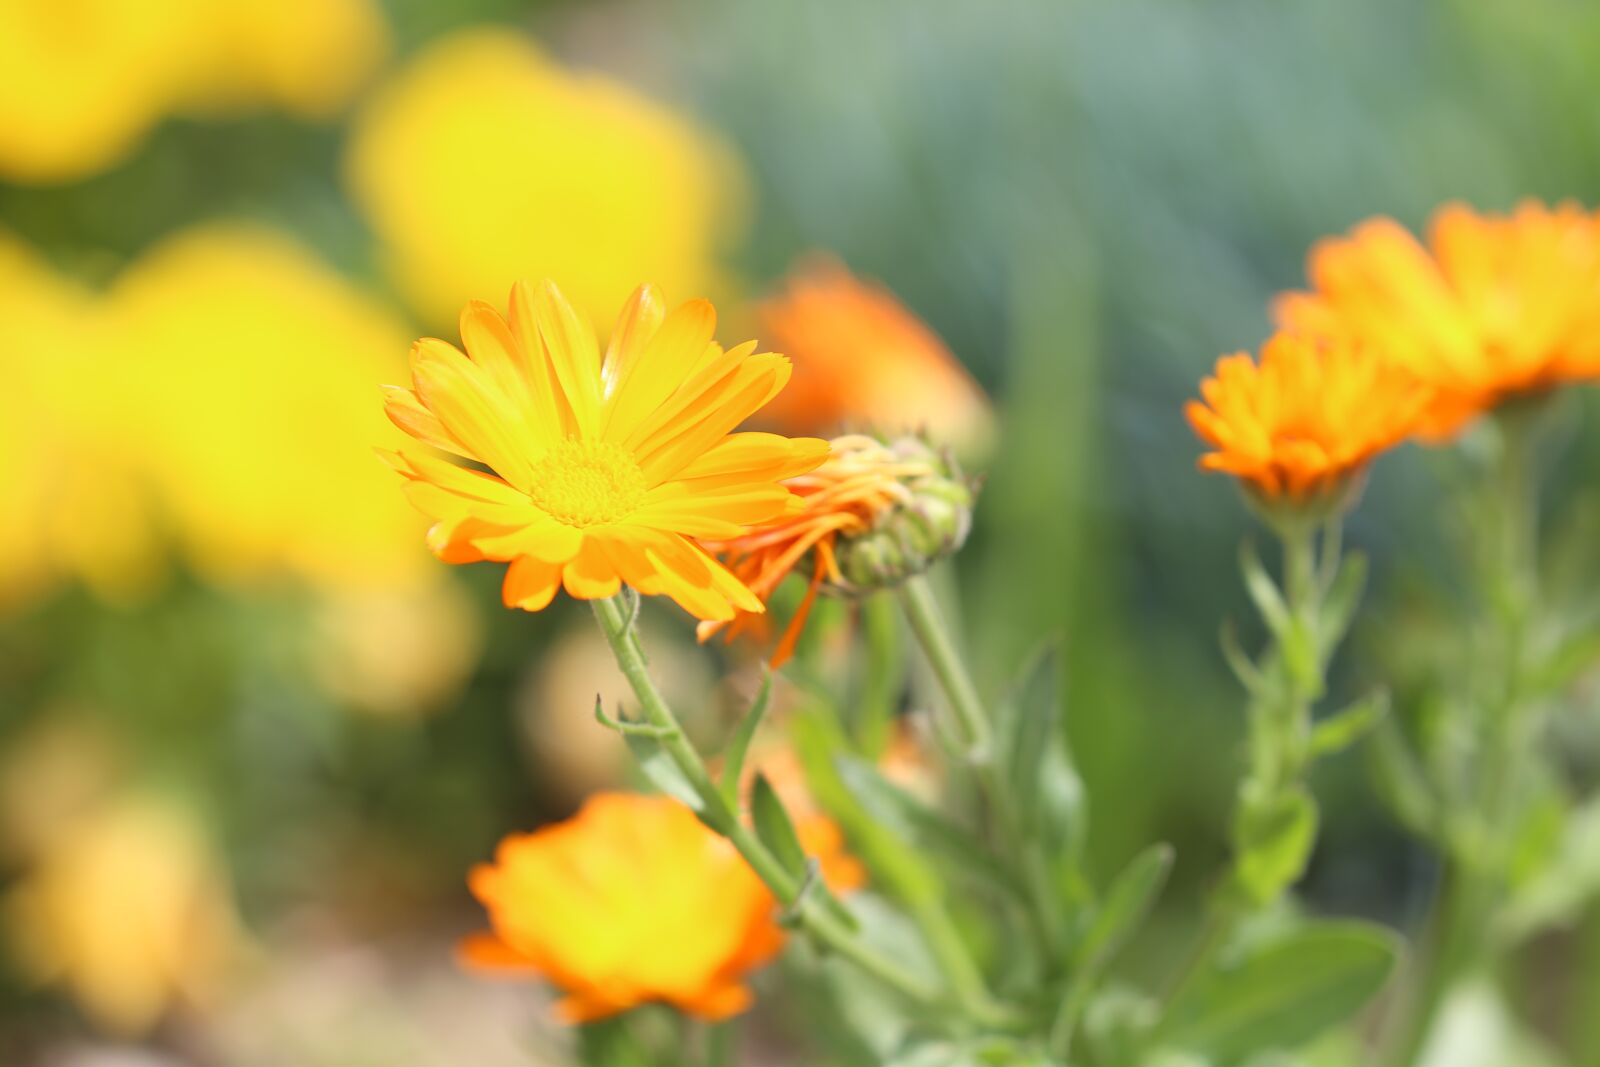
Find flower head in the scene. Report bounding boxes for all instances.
[462,792,783,1022]
[383,281,828,621]
[1186,332,1426,509]
[1275,200,1600,437]
[700,435,973,664]
[756,259,992,454]
[347,28,741,329]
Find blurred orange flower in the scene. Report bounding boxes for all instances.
[699,435,923,664]
[1276,200,1600,437]
[1186,332,1426,503]
[382,282,828,621]
[462,793,783,1022]
[756,259,992,454]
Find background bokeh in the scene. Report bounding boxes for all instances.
[3,0,1600,1064]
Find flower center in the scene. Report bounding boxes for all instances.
[528,439,646,528]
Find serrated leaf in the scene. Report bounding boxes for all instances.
[718,672,773,807]
[1157,921,1399,1065]
[1232,787,1318,905]
[1309,689,1389,759]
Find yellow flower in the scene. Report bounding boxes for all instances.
[756,258,993,455]
[0,0,386,184]
[182,0,388,120]
[1275,200,1600,437]
[462,792,783,1022]
[5,794,239,1035]
[382,281,828,620]
[346,28,744,329]
[111,224,429,592]
[0,231,161,607]
[700,435,969,663]
[1186,332,1427,504]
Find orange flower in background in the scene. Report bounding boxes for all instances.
[1276,200,1600,437]
[756,259,992,454]
[699,435,927,664]
[1186,332,1427,503]
[462,793,783,1022]
[382,282,829,621]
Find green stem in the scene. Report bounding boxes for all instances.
[899,573,993,758]
[1385,409,1544,1067]
[896,572,1065,956]
[589,596,948,1014]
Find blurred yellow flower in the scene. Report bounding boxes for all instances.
[1276,200,1600,438]
[5,793,239,1035]
[756,258,993,455]
[1187,332,1427,504]
[0,232,162,606]
[462,792,783,1022]
[111,224,430,592]
[346,27,745,329]
[0,0,387,183]
[183,0,389,120]
[382,281,828,620]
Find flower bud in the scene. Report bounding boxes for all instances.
[831,435,976,595]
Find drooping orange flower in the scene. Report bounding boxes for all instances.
[1275,200,1600,437]
[698,435,927,665]
[382,281,828,620]
[461,792,783,1022]
[755,258,992,453]
[1186,332,1427,503]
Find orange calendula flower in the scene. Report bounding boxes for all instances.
[699,435,960,665]
[756,258,992,453]
[1276,200,1600,437]
[382,281,829,621]
[1186,332,1427,505]
[462,793,783,1022]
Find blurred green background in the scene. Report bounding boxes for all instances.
[3,0,1599,1063]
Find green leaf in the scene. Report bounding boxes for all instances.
[1316,551,1368,657]
[1366,718,1436,839]
[751,772,807,876]
[1232,786,1318,905]
[1240,541,1289,634]
[718,672,773,807]
[1075,843,1174,973]
[834,755,1024,901]
[1309,689,1389,760]
[1157,920,1400,1064]
[750,771,858,932]
[1000,643,1088,860]
[621,728,733,834]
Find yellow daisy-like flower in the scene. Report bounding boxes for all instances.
[383,281,829,621]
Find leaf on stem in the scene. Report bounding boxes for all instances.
[1231,786,1318,906]
[1239,541,1290,635]
[1317,550,1368,659]
[718,671,773,807]
[1309,689,1389,759]
[1000,643,1088,862]
[1154,920,1400,1065]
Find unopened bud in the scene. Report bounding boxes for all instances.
[831,436,976,595]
